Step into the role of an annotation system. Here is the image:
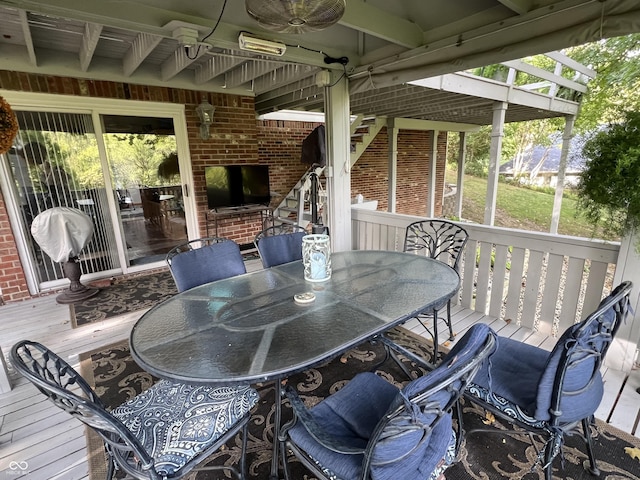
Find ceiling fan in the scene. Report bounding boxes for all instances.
[245,0,346,34]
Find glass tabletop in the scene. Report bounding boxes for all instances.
[129,250,460,385]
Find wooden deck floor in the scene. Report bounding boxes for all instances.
[1,273,638,479]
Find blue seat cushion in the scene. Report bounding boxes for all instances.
[288,372,453,480]
[112,380,259,476]
[469,331,603,424]
[257,232,305,268]
[170,240,246,292]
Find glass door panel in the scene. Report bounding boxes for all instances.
[8,111,119,284]
[101,115,187,267]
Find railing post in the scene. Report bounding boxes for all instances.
[609,232,640,371]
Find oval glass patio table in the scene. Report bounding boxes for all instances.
[129,250,460,479]
[130,250,460,385]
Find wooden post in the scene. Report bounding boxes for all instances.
[324,73,352,252]
[609,232,640,372]
[387,118,398,213]
[456,131,467,219]
[484,102,507,225]
[550,115,575,234]
[427,130,438,218]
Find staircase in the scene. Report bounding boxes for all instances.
[349,115,386,167]
[271,115,386,227]
[272,165,326,229]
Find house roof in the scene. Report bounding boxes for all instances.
[500,132,590,174]
[1,0,639,125]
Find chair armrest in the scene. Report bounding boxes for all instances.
[282,385,364,455]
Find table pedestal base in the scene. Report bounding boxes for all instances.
[56,260,100,304]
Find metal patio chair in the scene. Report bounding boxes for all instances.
[254,223,307,268]
[279,323,496,480]
[403,219,469,360]
[463,280,633,480]
[166,237,246,292]
[10,340,259,480]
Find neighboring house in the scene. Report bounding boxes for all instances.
[499,133,590,187]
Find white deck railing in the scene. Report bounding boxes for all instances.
[351,208,620,339]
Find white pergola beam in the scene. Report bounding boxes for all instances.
[252,64,316,95]
[341,0,423,49]
[123,33,162,77]
[224,60,282,90]
[160,46,206,81]
[393,117,482,133]
[195,55,245,84]
[79,22,102,72]
[18,9,37,66]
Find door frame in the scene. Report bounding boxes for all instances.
[0,89,196,294]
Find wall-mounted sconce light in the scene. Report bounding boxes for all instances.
[196,97,215,140]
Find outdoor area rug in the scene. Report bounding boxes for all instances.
[79,328,640,480]
[70,269,177,327]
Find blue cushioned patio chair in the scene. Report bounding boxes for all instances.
[166,237,246,292]
[278,323,496,480]
[403,219,468,362]
[254,224,307,268]
[463,280,633,480]
[10,340,259,480]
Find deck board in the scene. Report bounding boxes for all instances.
[1,295,638,478]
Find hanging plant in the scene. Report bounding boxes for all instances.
[577,111,640,243]
[0,95,19,154]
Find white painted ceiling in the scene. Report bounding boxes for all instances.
[1,0,639,124]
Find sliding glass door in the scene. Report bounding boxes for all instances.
[1,97,192,293]
[8,111,119,284]
[101,114,187,266]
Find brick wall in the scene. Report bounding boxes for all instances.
[257,120,320,207]
[0,190,28,303]
[0,70,443,302]
[352,128,447,216]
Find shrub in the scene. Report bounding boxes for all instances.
[577,111,640,242]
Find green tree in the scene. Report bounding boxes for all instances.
[577,111,640,241]
[567,34,640,132]
[447,126,492,177]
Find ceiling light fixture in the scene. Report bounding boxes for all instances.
[238,32,286,56]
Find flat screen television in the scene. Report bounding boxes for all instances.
[205,165,270,209]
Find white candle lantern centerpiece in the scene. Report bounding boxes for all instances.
[302,234,331,282]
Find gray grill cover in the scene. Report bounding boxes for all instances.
[31,207,94,262]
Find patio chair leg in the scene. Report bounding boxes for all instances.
[582,416,600,476]
[432,309,440,363]
[240,420,250,480]
[446,300,455,341]
[105,453,115,480]
[453,400,464,457]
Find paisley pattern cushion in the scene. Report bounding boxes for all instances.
[466,382,546,429]
[112,380,259,476]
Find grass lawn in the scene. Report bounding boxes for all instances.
[451,174,617,241]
